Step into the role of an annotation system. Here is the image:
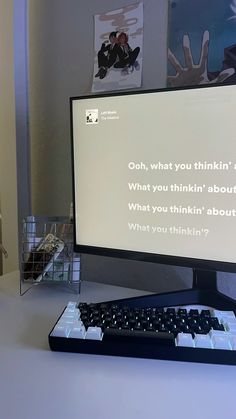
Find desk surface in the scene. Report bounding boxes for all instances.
[1,272,236,419]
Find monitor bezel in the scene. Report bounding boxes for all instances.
[70,82,236,274]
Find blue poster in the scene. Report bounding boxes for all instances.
[168,0,236,87]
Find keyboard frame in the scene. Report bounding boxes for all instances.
[49,290,236,365]
[49,328,236,365]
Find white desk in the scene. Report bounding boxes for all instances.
[0,271,236,419]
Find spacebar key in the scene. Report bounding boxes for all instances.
[103,329,175,346]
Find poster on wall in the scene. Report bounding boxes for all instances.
[91,2,143,93]
[167,0,236,88]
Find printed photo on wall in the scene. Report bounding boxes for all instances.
[91,2,143,93]
[167,0,236,88]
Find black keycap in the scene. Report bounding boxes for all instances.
[80,309,89,316]
[103,329,175,346]
[104,316,112,322]
[121,306,130,313]
[201,310,211,318]
[212,323,225,331]
[78,303,88,309]
[200,318,210,327]
[109,324,118,329]
[178,309,187,316]
[162,313,171,321]
[116,319,123,327]
[180,325,191,334]
[156,308,164,315]
[192,325,203,334]
[102,320,111,328]
[88,303,97,310]
[99,304,108,310]
[188,318,198,328]
[146,326,155,332]
[209,317,220,328]
[189,309,199,317]
[158,325,169,333]
[201,325,211,334]
[92,316,100,325]
[134,325,143,331]
[121,324,130,330]
[166,308,176,316]
[178,318,186,325]
[129,319,136,328]
[140,320,148,329]
[134,309,140,316]
[153,320,161,329]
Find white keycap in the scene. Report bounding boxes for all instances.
[176,333,195,347]
[58,318,83,328]
[51,324,71,338]
[229,335,236,350]
[224,321,236,333]
[211,334,231,350]
[209,329,225,338]
[69,325,86,339]
[85,327,103,341]
[58,318,76,326]
[213,310,236,322]
[62,308,80,319]
[194,334,212,349]
[67,301,77,309]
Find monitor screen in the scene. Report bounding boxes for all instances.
[71,84,236,273]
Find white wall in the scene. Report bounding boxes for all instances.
[28,0,168,216]
[26,0,194,291]
[14,0,31,228]
[0,0,19,273]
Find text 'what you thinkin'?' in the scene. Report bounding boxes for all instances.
[128,223,210,238]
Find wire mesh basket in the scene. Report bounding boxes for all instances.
[20,216,81,295]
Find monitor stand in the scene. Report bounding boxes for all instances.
[109,269,236,312]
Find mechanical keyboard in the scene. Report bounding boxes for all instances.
[49,299,236,365]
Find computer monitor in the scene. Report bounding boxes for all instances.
[70,84,236,309]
